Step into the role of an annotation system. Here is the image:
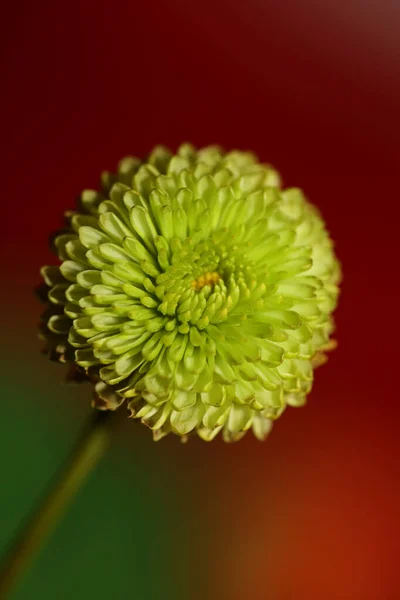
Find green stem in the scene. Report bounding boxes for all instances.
[0,409,122,599]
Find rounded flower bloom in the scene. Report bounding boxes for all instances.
[39,144,340,442]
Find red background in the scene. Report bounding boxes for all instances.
[2,1,400,598]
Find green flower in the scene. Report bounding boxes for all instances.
[39,144,340,442]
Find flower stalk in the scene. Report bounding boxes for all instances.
[0,409,121,599]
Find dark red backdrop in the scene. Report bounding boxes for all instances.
[2,0,399,598]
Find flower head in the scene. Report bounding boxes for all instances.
[39,144,340,442]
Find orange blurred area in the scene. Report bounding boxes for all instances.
[211,400,399,599]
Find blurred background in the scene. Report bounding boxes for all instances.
[1,0,399,598]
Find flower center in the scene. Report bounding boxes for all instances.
[152,235,263,328]
[192,271,221,291]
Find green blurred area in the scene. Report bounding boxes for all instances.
[0,344,199,600]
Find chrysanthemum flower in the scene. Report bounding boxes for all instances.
[39,144,340,442]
